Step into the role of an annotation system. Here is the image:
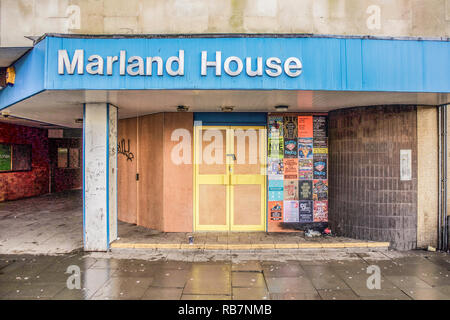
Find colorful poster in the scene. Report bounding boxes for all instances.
[298,180,313,200]
[299,200,314,223]
[268,138,284,158]
[313,200,328,222]
[283,200,299,222]
[298,159,313,179]
[313,116,327,138]
[268,116,283,138]
[313,137,328,148]
[283,180,298,200]
[313,148,328,159]
[313,159,327,179]
[268,180,284,201]
[0,144,12,171]
[284,139,298,158]
[268,158,283,178]
[283,116,298,139]
[313,180,328,201]
[298,116,313,138]
[269,201,283,221]
[298,138,313,159]
[283,158,298,179]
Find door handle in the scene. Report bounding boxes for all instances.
[226,153,236,160]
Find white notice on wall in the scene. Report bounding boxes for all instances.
[400,149,412,181]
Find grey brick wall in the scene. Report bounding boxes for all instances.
[328,106,418,251]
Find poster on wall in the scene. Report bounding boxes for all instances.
[269,201,283,221]
[268,158,283,178]
[299,200,314,223]
[283,116,298,140]
[313,201,328,222]
[313,159,327,179]
[268,116,283,138]
[313,116,327,138]
[268,138,284,158]
[268,180,284,201]
[284,139,298,158]
[0,144,12,171]
[298,159,313,179]
[314,137,328,148]
[283,200,299,222]
[298,116,313,137]
[298,138,313,159]
[298,180,313,200]
[313,147,328,159]
[283,180,299,200]
[313,180,328,201]
[267,113,329,226]
[283,158,298,180]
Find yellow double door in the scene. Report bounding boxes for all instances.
[194,125,266,231]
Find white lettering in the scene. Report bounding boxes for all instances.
[58,49,303,79]
[201,51,222,76]
[58,49,84,74]
[284,57,302,77]
[265,57,282,77]
[166,50,184,76]
[127,56,144,76]
[119,50,126,75]
[86,55,104,75]
[106,56,118,75]
[146,56,163,76]
[224,56,243,77]
[246,57,263,77]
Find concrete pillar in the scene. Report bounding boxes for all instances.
[83,103,118,251]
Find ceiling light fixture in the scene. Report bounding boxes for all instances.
[221,106,234,112]
[177,105,189,112]
[274,105,289,112]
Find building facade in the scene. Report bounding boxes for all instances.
[0,0,449,252]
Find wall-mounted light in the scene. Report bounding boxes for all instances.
[274,105,289,112]
[177,105,189,112]
[221,106,234,112]
[0,111,11,118]
[74,118,83,124]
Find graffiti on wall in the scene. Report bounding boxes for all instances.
[118,139,134,162]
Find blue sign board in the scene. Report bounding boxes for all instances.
[1,35,449,109]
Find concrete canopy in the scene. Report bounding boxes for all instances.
[1,89,449,129]
[0,47,31,67]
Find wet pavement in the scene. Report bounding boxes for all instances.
[0,250,449,300]
[0,191,83,254]
[0,190,387,255]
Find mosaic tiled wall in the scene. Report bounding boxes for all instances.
[267,114,328,231]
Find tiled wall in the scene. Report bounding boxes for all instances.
[0,122,49,201]
[328,106,418,250]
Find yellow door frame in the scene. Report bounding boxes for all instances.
[193,125,267,232]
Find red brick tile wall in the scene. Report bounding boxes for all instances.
[0,122,50,201]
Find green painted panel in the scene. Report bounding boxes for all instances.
[0,144,12,171]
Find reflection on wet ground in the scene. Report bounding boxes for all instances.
[0,250,449,300]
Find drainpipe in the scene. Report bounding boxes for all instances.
[438,106,442,250]
[438,104,449,252]
[445,105,449,252]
